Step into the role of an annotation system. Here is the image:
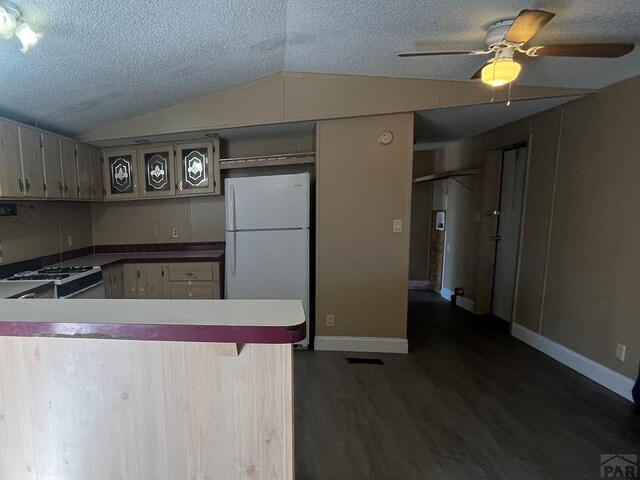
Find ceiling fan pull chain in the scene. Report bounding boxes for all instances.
[507,83,512,107]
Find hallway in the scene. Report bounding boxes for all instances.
[294,290,640,479]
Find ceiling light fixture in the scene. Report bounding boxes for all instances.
[481,47,521,87]
[0,1,41,52]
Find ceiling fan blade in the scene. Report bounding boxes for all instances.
[470,63,487,80]
[532,43,635,58]
[504,9,555,44]
[398,50,480,57]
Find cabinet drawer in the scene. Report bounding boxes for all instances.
[190,282,219,299]
[168,263,216,282]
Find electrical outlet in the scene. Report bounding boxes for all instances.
[393,219,402,233]
[172,228,179,239]
[326,315,335,327]
[154,223,160,236]
[67,235,73,246]
[615,344,626,362]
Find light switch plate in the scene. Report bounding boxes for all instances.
[393,219,402,233]
[67,235,73,246]
[616,344,626,362]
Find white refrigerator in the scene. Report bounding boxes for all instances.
[225,173,310,346]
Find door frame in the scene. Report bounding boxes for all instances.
[475,140,530,316]
[489,143,529,321]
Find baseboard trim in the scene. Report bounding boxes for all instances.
[408,280,429,289]
[511,323,634,402]
[440,287,454,301]
[456,296,475,313]
[314,336,409,354]
[439,287,475,313]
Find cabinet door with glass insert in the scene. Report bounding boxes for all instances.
[103,148,139,200]
[175,141,219,195]
[138,146,175,198]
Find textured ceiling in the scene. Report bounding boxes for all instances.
[1,0,639,136]
[414,95,577,147]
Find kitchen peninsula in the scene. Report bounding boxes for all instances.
[0,298,304,480]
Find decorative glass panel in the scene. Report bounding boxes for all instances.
[109,155,134,194]
[144,152,170,192]
[181,148,209,189]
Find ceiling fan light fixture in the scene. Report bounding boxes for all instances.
[15,21,40,52]
[0,5,18,39]
[481,58,521,87]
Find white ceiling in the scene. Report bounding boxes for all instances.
[2,0,639,136]
[414,95,578,147]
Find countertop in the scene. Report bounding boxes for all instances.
[0,281,54,299]
[55,250,224,268]
[0,299,305,344]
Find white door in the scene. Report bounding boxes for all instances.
[226,173,310,230]
[226,229,309,344]
[492,147,527,322]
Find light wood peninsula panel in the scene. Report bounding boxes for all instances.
[0,338,293,480]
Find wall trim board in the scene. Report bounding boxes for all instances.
[511,323,634,402]
[314,336,409,354]
[456,296,475,313]
[408,280,429,289]
[440,287,454,302]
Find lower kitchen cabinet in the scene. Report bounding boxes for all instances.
[113,262,220,300]
[103,265,124,299]
[163,262,221,300]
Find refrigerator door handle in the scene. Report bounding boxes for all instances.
[229,232,236,276]
[228,185,236,231]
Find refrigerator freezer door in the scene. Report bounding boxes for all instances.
[225,173,310,231]
[226,229,310,345]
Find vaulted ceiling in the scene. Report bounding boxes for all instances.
[2,0,638,136]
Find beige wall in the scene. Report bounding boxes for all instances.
[0,202,93,264]
[409,151,435,281]
[435,75,640,379]
[91,196,226,245]
[316,113,413,339]
[79,73,589,143]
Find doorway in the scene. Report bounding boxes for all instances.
[428,210,445,294]
[491,146,527,322]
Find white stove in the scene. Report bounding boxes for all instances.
[1,266,104,298]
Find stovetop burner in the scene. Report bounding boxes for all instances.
[38,266,93,274]
[7,274,71,281]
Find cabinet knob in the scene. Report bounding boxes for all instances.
[18,178,23,192]
[25,179,31,192]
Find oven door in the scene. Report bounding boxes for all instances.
[60,281,106,299]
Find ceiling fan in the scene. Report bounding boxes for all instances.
[398,9,635,87]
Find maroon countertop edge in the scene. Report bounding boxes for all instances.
[0,321,305,344]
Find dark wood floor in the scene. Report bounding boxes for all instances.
[294,290,640,479]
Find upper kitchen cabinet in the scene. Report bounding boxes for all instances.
[175,139,220,196]
[138,145,175,198]
[41,133,64,199]
[75,143,93,200]
[17,126,45,198]
[103,148,139,200]
[60,138,78,199]
[89,147,103,200]
[0,120,23,198]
